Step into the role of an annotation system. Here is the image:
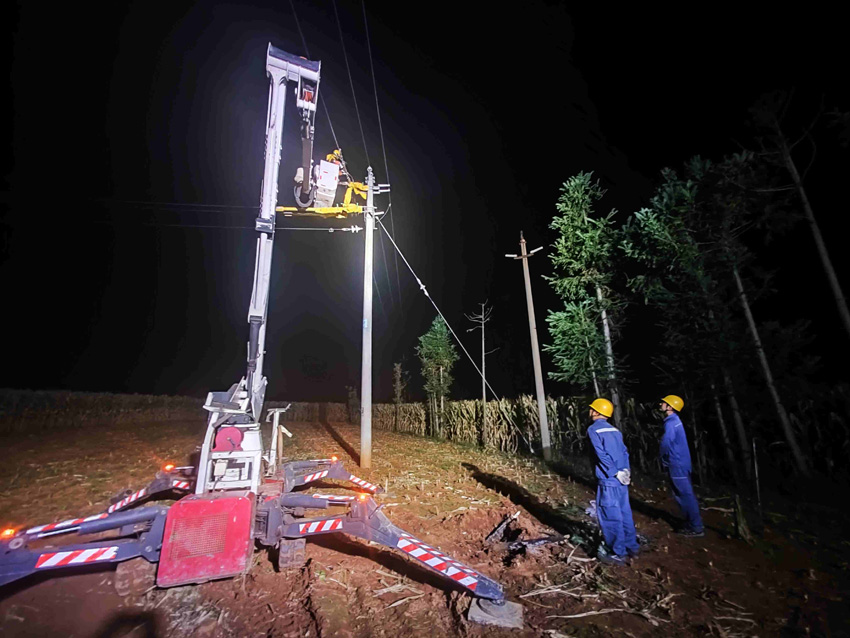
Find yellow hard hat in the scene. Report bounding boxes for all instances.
[589,398,614,418]
[661,395,684,411]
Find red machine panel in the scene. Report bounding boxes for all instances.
[157,491,254,587]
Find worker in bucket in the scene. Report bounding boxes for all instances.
[659,395,704,537]
[587,398,640,566]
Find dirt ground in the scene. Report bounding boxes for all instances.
[1,418,848,638]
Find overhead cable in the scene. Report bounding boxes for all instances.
[374,218,534,451]
[333,0,370,166]
[362,1,403,306]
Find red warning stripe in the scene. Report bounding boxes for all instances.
[302,470,329,483]
[298,519,343,534]
[348,475,379,491]
[35,546,118,568]
[26,513,108,535]
[396,534,479,590]
[107,488,148,514]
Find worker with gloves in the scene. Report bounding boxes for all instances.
[587,398,640,566]
[659,395,704,537]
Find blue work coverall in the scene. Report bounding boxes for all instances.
[659,412,703,532]
[587,419,639,557]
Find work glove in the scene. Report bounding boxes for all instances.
[615,469,631,486]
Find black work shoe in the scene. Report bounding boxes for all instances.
[598,553,628,566]
[676,528,705,537]
[627,547,641,558]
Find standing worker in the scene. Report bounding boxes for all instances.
[659,395,704,537]
[587,398,640,565]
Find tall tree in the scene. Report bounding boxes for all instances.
[622,154,812,477]
[620,161,749,475]
[750,91,850,343]
[546,172,624,418]
[416,317,458,437]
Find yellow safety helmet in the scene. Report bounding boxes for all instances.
[661,395,684,412]
[589,398,614,418]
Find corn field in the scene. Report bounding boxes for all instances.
[274,395,663,468]
[0,389,204,434]
[0,391,661,465]
[7,389,846,482]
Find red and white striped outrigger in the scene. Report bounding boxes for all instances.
[1,455,504,602]
[105,471,195,515]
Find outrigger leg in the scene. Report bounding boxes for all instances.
[0,506,168,588]
[279,458,384,494]
[258,493,503,600]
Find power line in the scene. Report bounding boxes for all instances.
[362,1,402,306]
[0,216,362,233]
[374,217,534,450]
[333,0,370,166]
[96,198,257,211]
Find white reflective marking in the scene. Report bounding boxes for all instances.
[40,552,69,567]
[459,576,477,587]
[595,427,619,433]
[69,548,100,564]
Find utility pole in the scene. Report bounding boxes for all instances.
[359,168,390,469]
[360,167,375,469]
[506,232,552,461]
[466,302,493,442]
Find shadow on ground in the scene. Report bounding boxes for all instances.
[545,456,737,537]
[308,533,471,597]
[545,457,684,530]
[462,462,598,544]
[319,420,360,466]
[94,611,159,638]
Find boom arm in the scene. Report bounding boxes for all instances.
[246,46,321,421]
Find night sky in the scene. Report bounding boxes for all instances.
[2,2,847,403]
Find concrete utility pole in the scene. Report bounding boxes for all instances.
[359,168,390,469]
[360,167,375,469]
[506,232,552,461]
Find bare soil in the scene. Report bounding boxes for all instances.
[1,418,847,637]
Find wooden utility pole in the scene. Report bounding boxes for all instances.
[506,233,552,461]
